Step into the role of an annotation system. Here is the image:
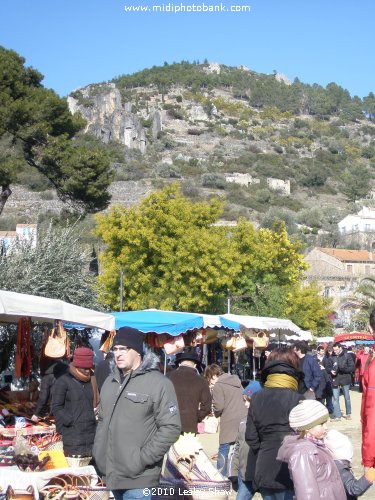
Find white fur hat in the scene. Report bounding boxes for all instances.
[325,429,353,462]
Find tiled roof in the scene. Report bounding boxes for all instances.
[0,231,18,237]
[318,247,375,262]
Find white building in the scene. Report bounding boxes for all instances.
[338,206,375,234]
[0,224,37,253]
[338,207,375,250]
[225,173,260,187]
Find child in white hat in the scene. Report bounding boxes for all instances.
[277,400,346,499]
[325,429,374,500]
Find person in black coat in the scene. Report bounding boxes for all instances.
[31,358,67,422]
[95,351,114,393]
[245,348,304,499]
[51,347,99,457]
[329,343,355,421]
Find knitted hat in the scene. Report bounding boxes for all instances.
[243,380,262,398]
[289,400,329,431]
[113,326,145,355]
[325,430,353,462]
[72,347,94,369]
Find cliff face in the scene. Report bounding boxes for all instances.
[67,83,162,154]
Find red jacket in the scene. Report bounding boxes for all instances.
[361,356,375,467]
[356,351,370,377]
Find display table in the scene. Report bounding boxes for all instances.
[0,424,56,438]
[0,465,98,498]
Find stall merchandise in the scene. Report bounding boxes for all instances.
[0,465,98,498]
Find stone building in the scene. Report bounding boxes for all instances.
[304,247,375,327]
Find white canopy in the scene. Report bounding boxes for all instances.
[222,313,311,340]
[0,289,115,331]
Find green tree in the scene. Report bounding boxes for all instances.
[285,282,333,335]
[345,277,375,329]
[341,163,372,202]
[95,184,240,312]
[0,46,112,215]
[0,222,101,308]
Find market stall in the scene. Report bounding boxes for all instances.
[334,331,374,344]
[0,289,115,497]
[0,289,115,330]
[110,309,241,374]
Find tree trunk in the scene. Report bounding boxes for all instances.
[0,185,12,216]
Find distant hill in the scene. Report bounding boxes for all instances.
[4,61,375,248]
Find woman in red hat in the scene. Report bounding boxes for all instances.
[51,347,99,462]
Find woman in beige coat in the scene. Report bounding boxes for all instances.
[205,364,247,477]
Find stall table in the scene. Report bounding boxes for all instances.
[0,465,98,498]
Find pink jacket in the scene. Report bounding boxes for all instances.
[277,435,346,499]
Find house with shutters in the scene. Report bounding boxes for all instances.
[304,247,375,327]
[0,224,37,254]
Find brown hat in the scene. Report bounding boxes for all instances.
[73,347,94,369]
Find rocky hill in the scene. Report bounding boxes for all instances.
[3,62,375,246]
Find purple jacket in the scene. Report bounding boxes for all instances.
[277,435,346,499]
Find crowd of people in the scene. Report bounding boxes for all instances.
[29,312,375,500]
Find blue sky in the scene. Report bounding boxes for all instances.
[0,0,373,98]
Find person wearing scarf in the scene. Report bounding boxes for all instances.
[51,347,99,459]
[245,348,304,500]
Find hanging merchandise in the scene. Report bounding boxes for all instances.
[221,336,236,351]
[44,321,69,359]
[14,317,31,378]
[163,334,185,355]
[99,330,116,353]
[232,334,247,352]
[202,328,218,344]
[252,331,269,349]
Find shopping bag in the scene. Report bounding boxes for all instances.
[201,415,219,434]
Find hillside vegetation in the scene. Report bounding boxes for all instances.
[4,61,375,247]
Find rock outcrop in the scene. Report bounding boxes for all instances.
[67,83,156,154]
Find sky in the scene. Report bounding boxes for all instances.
[0,0,374,98]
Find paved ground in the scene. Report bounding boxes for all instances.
[198,388,375,499]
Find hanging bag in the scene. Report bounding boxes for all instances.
[201,414,219,434]
[252,332,269,349]
[163,335,185,355]
[233,335,247,352]
[44,322,67,359]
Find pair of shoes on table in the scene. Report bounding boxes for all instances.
[343,415,351,420]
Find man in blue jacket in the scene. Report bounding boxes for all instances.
[294,341,322,399]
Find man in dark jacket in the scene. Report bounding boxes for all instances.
[294,341,322,399]
[93,327,181,499]
[167,347,211,434]
[330,342,355,421]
